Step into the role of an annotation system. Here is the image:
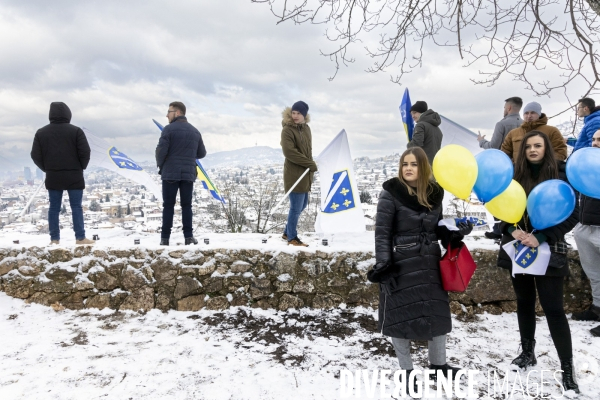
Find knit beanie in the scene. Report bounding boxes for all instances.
[291,101,309,118]
[523,102,542,115]
[410,101,428,114]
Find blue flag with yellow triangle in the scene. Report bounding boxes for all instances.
[153,119,225,204]
[195,160,225,204]
[400,88,414,141]
[85,129,162,200]
[322,170,356,214]
[502,240,551,277]
[314,129,365,234]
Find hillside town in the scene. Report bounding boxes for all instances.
[0,149,493,241]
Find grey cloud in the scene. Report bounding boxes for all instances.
[0,0,584,172]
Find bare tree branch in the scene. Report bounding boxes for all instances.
[252,0,600,102]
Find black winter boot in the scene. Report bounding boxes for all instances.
[185,237,198,245]
[511,338,537,369]
[160,238,169,246]
[403,370,419,398]
[572,304,600,321]
[559,358,580,394]
[429,363,462,381]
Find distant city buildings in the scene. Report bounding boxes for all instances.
[0,151,489,234]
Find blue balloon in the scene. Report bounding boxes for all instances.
[566,147,600,199]
[473,150,513,203]
[527,180,575,230]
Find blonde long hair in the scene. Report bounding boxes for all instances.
[397,147,435,209]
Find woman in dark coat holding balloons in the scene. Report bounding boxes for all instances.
[496,130,579,393]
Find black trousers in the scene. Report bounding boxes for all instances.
[511,274,573,360]
[161,180,194,239]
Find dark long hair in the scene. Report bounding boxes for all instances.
[397,147,435,209]
[514,130,559,194]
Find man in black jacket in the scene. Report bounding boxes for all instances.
[31,102,94,245]
[407,101,443,165]
[572,129,600,336]
[155,101,206,246]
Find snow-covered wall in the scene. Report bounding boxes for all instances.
[0,246,592,315]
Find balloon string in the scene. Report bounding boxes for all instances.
[514,223,535,244]
[456,196,474,205]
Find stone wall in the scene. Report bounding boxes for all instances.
[0,246,592,315]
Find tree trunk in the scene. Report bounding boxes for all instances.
[585,0,600,16]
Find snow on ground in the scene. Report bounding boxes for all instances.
[0,227,587,399]
[0,228,372,253]
[0,293,598,400]
[0,228,575,253]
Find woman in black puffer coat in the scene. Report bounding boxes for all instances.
[496,130,579,393]
[367,147,472,381]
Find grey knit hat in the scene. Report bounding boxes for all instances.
[523,102,542,115]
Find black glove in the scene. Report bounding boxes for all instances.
[367,263,392,283]
[448,221,472,249]
[457,221,473,236]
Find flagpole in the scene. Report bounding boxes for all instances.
[19,179,45,219]
[269,168,310,215]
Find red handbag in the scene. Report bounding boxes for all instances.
[439,242,477,292]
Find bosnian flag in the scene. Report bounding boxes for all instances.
[438,217,488,231]
[399,88,414,141]
[315,129,364,234]
[439,115,482,156]
[85,129,162,199]
[502,240,551,277]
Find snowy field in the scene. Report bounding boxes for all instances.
[0,228,590,399]
[0,292,598,400]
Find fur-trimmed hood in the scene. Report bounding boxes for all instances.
[282,107,311,127]
[382,177,444,211]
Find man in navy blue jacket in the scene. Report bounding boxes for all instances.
[155,101,206,246]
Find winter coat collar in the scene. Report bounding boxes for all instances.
[505,112,521,120]
[521,114,549,133]
[584,109,600,123]
[170,116,187,124]
[382,177,444,211]
[282,106,311,127]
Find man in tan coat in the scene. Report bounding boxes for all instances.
[280,101,318,246]
[501,102,567,162]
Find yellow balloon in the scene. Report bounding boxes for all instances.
[485,180,526,223]
[432,145,478,199]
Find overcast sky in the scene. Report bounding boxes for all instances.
[0,0,589,172]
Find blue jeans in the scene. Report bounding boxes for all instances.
[162,180,194,238]
[284,192,309,241]
[48,189,85,241]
